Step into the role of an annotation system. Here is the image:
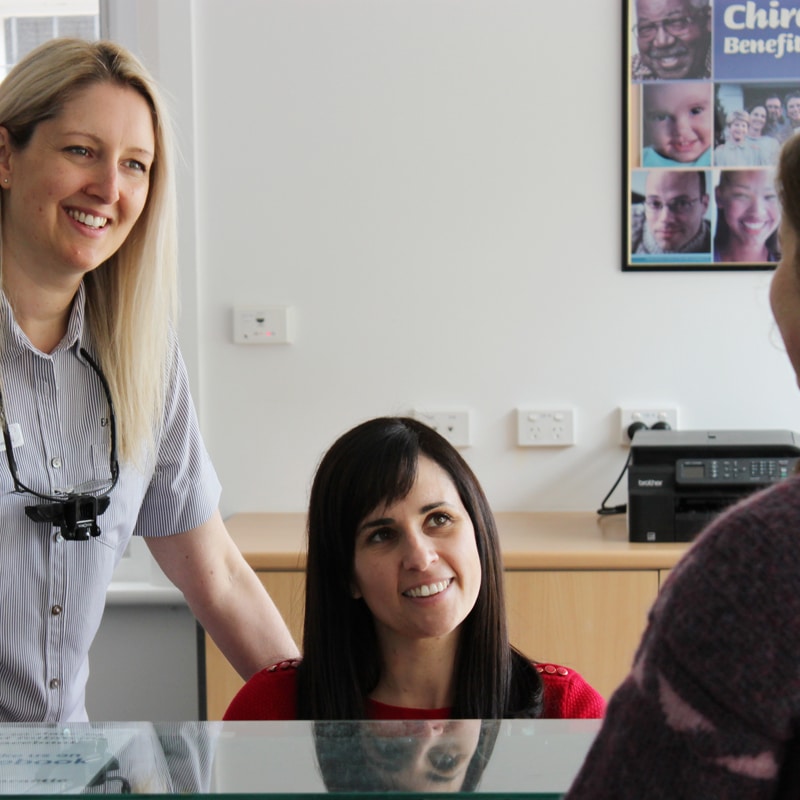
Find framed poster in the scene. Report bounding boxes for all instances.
[624,0,798,271]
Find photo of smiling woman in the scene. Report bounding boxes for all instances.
[714,168,781,264]
[224,416,606,721]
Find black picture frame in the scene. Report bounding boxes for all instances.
[623,0,795,271]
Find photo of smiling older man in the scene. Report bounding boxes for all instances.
[631,0,711,81]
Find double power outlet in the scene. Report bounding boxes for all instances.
[516,408,576,447]
[619,407,678,444]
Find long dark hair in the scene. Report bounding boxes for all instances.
[296,416,543,719]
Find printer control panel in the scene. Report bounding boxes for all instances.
[676,457,797,486]
[629,430,800,542]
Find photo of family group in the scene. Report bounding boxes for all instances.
[625,0,795,269]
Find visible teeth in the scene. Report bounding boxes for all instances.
[405,580,451,598]
[68,209,108,228]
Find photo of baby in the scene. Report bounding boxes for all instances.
[642,81,713,167]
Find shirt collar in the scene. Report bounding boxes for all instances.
[1,282,87,362]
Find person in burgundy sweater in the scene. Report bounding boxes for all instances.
[225,416,604,722]
[566,135,800,799]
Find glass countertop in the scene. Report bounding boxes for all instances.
[0,718,600,797]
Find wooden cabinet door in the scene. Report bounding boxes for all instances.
[504,570,658,701]
[204,571,305,720]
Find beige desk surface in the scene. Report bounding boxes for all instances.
[225,511,690,571]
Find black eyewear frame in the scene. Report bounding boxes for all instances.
[0,348,119,540]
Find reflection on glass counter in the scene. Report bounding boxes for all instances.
[313,720,494,792]
[0,719,599,797]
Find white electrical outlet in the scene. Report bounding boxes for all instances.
[233,305,295,344]
[414,410,471,448]
[517,408,576,447]
[620,407,678,444]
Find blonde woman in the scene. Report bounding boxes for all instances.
[0,38,296,722]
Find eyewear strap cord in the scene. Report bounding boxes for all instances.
[0,347,119,528]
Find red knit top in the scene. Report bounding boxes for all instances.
[223,658,606,720]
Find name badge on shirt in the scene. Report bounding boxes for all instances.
[0,423,24,452]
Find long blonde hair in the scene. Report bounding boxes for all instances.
[0,38,179,464]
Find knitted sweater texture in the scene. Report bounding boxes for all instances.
[566,474,800,799]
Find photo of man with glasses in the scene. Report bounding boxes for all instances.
[631,170,712,259]
[631,0,712,81]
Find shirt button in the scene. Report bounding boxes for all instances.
[54,533,63,543]
[51,605,63,616]
[49,678,61,690]
[50,457,62,469]
[557,667,569,676]
[544,665,557,674]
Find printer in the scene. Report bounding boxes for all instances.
[628,429,800,542]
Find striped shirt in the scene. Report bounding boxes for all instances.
[0,285,221,722]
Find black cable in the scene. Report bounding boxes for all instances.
[597,448,632,516]
[596,420,672,516]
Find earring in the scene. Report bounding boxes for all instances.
[2,179,7,185]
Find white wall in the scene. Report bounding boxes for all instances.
[139,0,799,515]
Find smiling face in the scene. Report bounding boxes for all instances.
[351,455,482,652]
[643,82,712,163]
[635,0,710,79]
[0,81,154,291]
[716,170,780,251]
[749,106,767,136]
[729,117,749,143]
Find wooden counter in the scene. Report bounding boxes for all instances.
[204,512,692,719]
